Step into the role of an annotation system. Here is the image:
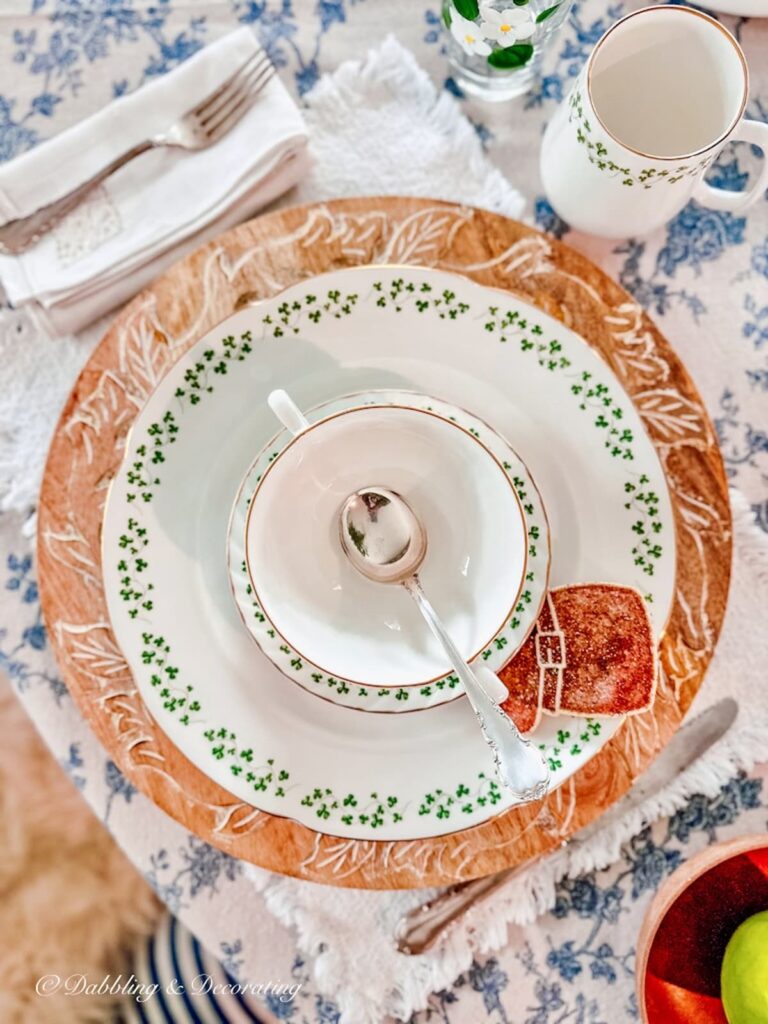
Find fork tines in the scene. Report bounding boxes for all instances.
[195,45,274,126]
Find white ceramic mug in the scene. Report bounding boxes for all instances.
[540,5,768,239]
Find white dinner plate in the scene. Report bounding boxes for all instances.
[103,266,675,840]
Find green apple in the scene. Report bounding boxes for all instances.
[722,910,768,1024]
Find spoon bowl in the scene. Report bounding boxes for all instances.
[339,487,427,584]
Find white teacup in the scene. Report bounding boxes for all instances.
[540,5,768,239]
[245,390,531,695]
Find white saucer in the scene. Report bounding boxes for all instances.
[229,390,550,712]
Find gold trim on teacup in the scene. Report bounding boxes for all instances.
[585,5,749,162]
[241,400,538,691]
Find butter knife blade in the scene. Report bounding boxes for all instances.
[572,696,738,846]
[396,698,738,955]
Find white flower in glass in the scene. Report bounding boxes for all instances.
[450,11,492,56]
[479,3,534,44]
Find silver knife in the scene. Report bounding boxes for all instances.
[395,698,738,956]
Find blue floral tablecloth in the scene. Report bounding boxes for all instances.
[1,3,767,1023]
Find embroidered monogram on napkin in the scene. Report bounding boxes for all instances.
[53,186,123,268]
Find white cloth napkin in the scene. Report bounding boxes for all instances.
[0,28,308,336]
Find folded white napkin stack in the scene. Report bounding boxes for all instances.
[0,28,309,336]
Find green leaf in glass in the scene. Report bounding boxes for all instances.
[453,0,480,17]
[536,3,559,20]
[443,4,453,27]
[487,43,534,68]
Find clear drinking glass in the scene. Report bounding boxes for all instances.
[442,0,573,101]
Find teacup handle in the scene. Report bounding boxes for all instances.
[268,388,310,437]
[694,118,768,213]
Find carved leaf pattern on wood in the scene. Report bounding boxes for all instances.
[618,702,665,778]
[382,206,474,265]
[299,834,459,881]
[603,303,672,386]
[660,635,707,702]
[118,303,173,402]
[63,370,142,466]
[42,516,102,592]
[209,803,267,836]
[319,208,390,260]
[665,473,729,658]
[633,388,711,450]
[446,234,555,281]
[255,205,390,266]
[54,621,132,684]
[299,835,380,879]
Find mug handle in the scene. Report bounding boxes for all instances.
[267,388,310,436]
[694,118,768,213]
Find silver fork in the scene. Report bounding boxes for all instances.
[0,48,275,255]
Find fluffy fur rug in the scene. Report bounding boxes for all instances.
[0,671,160,1024]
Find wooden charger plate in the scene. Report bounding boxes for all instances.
[38,198,731,889]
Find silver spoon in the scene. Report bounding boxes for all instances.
[268,388,512,710]
[339,486,550,803]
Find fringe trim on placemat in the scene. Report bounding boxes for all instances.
[298,34,525,218]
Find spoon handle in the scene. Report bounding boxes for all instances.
[403,576,549,803]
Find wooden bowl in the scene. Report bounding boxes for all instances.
[637,835,768,1023]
